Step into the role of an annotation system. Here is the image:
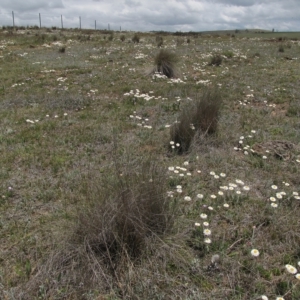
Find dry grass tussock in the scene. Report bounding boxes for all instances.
[16,158,182,299]
[151,49,178,78]
[170,87,222,153]
[208,54,223,66]
[155,35,163,47]
[132,33,140,43]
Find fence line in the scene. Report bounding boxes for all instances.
[1,11,119,31]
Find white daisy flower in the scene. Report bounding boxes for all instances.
[203,229,211,236]
[285,264,297,274]
[251,249,260,257]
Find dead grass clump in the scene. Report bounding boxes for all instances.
[152,49,178,78]
[170,111,195,154]
[108,33,114,41]
[176,37,184,46]
[58,46,66,53]
[170,88,222,154]
[76,160,175,262]
[193,88,222,134]
[17,158,178,299]
[278,45,284,52]
[208,54,223,66]
[132,33,140,43]
[156,35,163,47]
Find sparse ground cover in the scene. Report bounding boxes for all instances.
[0,27,300,299]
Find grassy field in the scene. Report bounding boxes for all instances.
[0,27,300,299]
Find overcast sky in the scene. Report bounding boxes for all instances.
[0,0,299,32]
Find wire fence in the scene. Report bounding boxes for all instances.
[0,11,120,31]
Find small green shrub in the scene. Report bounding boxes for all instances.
[35,33,47,43]
[286,102,300,117]
[223,50,234,58]
[120,34,125,42]
[276,281,291,295]
[77,34,90,42]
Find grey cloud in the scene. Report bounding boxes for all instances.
[1,0,64,12]
[124,0,141,7]
[211,0,260,6]
[211,0,299,8]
